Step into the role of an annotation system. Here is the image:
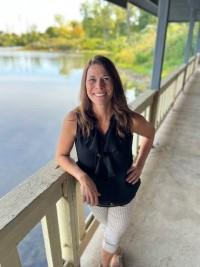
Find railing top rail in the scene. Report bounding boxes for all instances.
[160,63,187,91]
[0,160,64,232]
[129,89,156,113]
[188,55,196,64]
[160,55,197,92]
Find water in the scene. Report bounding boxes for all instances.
[0,48,86,197]
[0,47,137,266]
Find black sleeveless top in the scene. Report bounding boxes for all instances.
[75,115,141,207]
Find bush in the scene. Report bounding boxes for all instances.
[81,38,103,50]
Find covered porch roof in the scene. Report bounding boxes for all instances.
[107,0,200,22]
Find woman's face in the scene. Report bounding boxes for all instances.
[86,63,113,107]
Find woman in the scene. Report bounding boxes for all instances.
[56,55,155,267]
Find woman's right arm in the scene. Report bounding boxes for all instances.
[55,111,100,206]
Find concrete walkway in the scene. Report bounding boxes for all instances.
[81,69,200,267]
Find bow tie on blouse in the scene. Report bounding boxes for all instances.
[85,117,120,178]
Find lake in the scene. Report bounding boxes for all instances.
[0,47,138,266]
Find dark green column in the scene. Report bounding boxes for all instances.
[150,0,170,90]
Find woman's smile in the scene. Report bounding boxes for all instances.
[94,93,106,97]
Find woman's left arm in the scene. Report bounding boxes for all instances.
[126,112,155,184]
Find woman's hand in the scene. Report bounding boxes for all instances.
[126,163,143,184]
[79,174,101,206]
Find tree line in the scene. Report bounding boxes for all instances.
[0,1,156,48]
[0,0,194,77]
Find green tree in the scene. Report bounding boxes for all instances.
[46,26,60,38]
[136,9,156,31]
[81,0,113,39]
[112,4,127,37]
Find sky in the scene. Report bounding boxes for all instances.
[0,0,84,34]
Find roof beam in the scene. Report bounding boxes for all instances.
[105,0,127,8]
[128,0,157,15]
[184,8,195,63]
[151,0,170,90]
[196,23,200,53]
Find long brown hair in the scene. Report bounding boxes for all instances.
[75,55,135,137]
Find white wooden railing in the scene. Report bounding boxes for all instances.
[0,55,199,267]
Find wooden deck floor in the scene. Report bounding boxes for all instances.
[81,68,200,267]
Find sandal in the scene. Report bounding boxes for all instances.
[99,247,124,267]
[110,249,124,267]
[110,255,124,267]
[99,257,124,267]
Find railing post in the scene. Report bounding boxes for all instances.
[192,57,195,73]
[195,54,200,69]
[193,55,199,72]
[41,204,63,267]
[76,183,86,243]
[149,91,159,129]
[182,64,188,91]
[56,175,80,267]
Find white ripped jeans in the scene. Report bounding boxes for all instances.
[89,198,135,254]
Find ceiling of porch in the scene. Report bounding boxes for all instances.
[106,0,200,22]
